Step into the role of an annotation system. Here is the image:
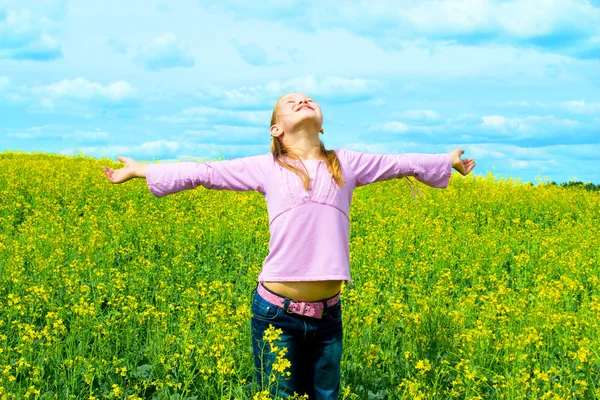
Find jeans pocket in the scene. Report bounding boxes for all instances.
[251,295,281,322]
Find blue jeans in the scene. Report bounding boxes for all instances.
[250,287,343,399]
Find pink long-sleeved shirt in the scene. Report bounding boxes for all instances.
[146,148,452,282]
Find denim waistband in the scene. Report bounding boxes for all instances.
[256,282,340,319]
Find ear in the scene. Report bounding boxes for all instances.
[270,124,283,138]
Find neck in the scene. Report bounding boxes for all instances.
[282,128,322,160]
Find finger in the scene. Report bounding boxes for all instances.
[459,161,471,174]
[109,171,120,183]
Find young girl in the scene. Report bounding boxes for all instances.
[103,92,475,399]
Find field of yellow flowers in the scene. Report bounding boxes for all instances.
[1,151,599,399]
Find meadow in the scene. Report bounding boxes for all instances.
[0,151,599,399]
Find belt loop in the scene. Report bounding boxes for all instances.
[322,300,327,310]
[282,298,291,313]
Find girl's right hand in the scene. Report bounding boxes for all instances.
[448,149,475,176]
[103,156,144,184]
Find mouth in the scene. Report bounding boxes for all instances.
[296,105,314,111]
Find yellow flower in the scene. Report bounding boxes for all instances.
[253,390,272,400]
[415,359,432,375]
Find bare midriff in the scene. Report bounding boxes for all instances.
[262,280,343,302]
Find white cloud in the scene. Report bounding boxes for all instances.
[155,0,170,12]
[344,142,397,154]
[6,124,55,139]
[184,125,267,144]
[71,130,109,141]
[159,106,271,126]
[0,1,65,60]
[517,101,547,108]
[464,144,506,159]
[14,128,111,142]
[510,159,530,169]
[60,145,134,157]
[344,140,452,155]
[380,121,411,133]
[133,33,195,71]
[504,99,600,115]
[480,114,583,136]
[455,113,481,123]
[482,115,511,131]
[59,141,269,161]
[205,75,382,107]
[497,0,597,38]
[0,76,9,91]
[365,120,447,143]
[266,76,381,98]
[457,143,600,183]
[202,86,267,108]
[367,109,596,146]
[7,132,35,139]
[506,158,559,172]
[403,0,598,39]
[39,98,54,110]
[204,0,600,57]
[107,38,128,54]
[549,143,600,161]
[141,140,181,154]
[405,0,495,35]
[561,100,600,114]
[393,109,440,120]
[35,77,136,101]
[186,143,269,159]
[231,40,281,66]
[467,143,551,160]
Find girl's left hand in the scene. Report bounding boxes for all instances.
[449,149,475,176]
[103,156,144,184]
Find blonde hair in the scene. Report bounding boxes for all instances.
[270,95,345,190]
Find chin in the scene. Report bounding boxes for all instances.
[293,116,322,128]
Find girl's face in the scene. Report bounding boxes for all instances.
[272,92,323,137]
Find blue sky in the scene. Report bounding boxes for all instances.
[1,0,599,184]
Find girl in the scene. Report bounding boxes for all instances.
[103,92,475,399]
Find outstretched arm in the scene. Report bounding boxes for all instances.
[103,154,267,197]
[340,147,475,188]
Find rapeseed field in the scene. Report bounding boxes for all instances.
[0,151,598,399]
